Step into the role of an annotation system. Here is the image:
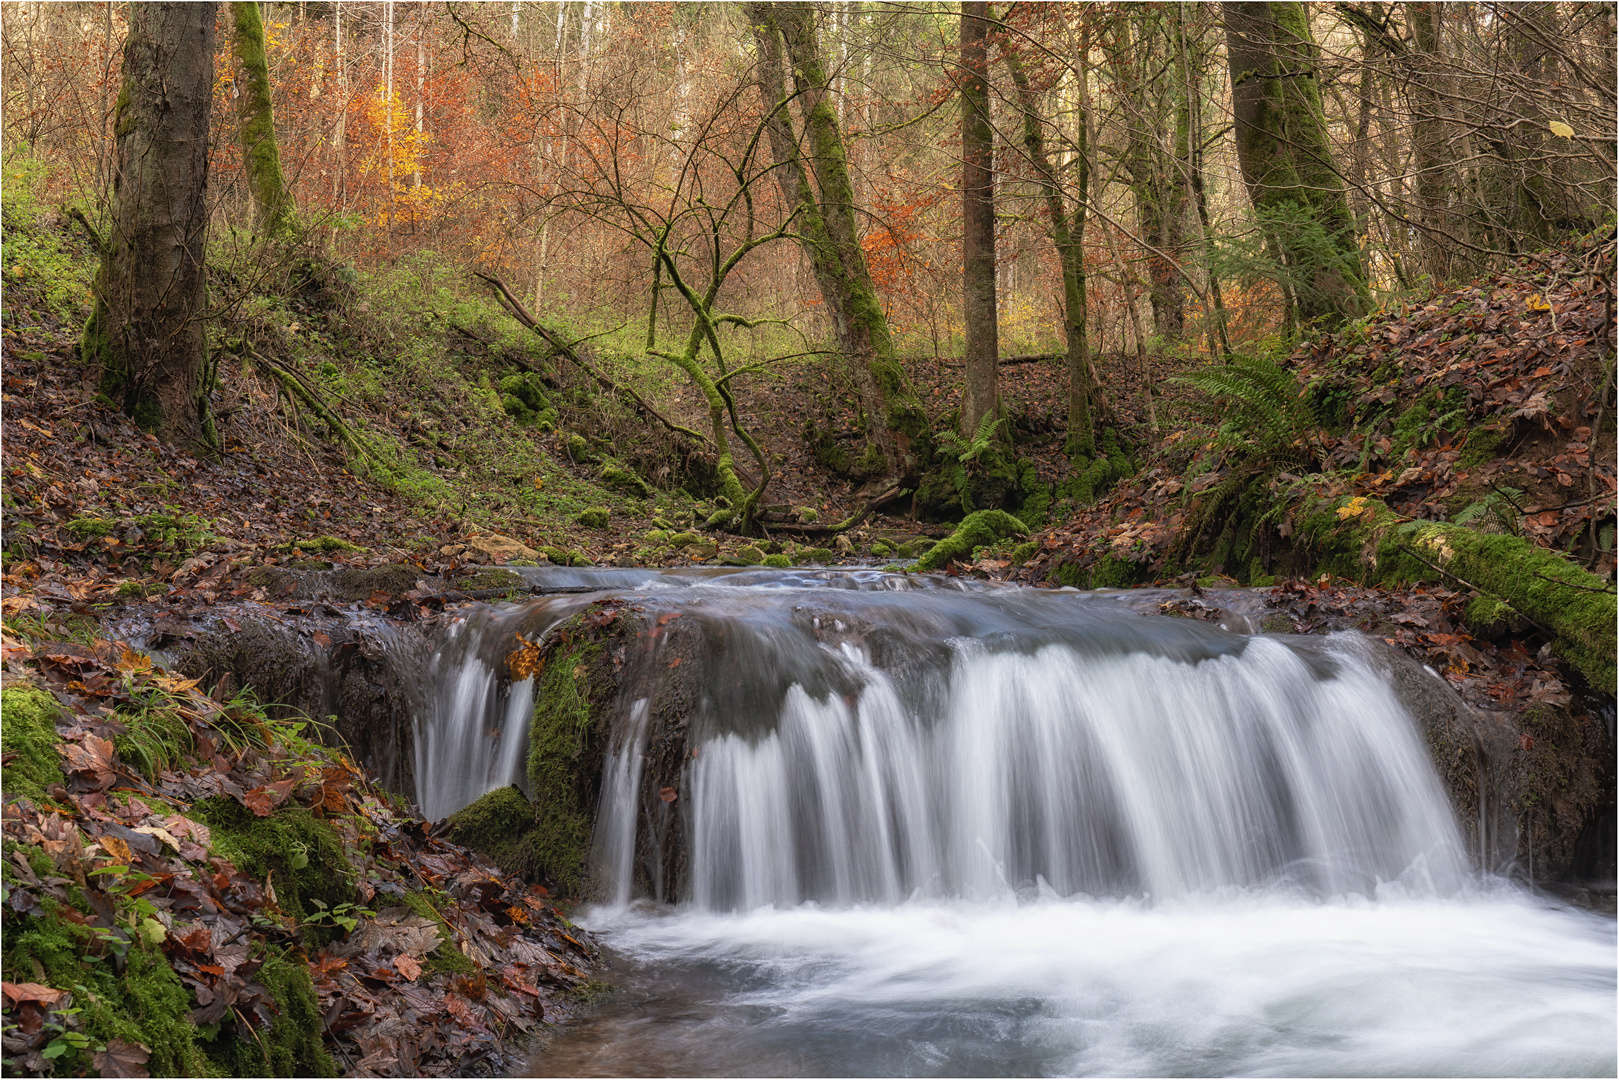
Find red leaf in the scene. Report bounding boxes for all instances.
[659,787,678,804]
[1520,733,1535,752]
[395,953,422,982]
[241,788,274,817]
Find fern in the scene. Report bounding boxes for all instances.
[1173,354,1318,458]
[935,412,1006,465]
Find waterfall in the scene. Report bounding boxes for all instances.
[595,619,1466,909]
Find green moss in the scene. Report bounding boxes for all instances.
[3,911,216,1077]
[519,630,607,894]
[792,547,836,565]
[64,516,116,539]
[1009,540,1040,566]
[191,798,354,929]
[1,686,65,803]
[462,568,524,593]
[762,553,791,568]
[443,785,545,881]
[733,545,764,565]
[206,953,335,1077]
[399,889,479,975]
[576,507,610,529]
[599,461,652,496]
[915,510,1029,572]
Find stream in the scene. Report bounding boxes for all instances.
[408,568,1615,1077]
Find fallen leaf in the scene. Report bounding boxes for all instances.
[93,1038,150,1078]
[395,953,422,982]
[2,982,67,1007]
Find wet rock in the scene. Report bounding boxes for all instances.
[466,533,539,563]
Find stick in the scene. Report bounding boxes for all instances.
[471,272,713,448]
[1531,570,1616,595]
[1395,543,1553,637]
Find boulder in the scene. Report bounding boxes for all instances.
[466,533,539,564]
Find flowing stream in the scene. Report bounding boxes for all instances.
[410,569,1615,1077]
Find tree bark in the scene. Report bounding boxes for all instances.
[960,0,999,440]
[230,0,292,237]
[82,1,217,451]
[1223,1,1370,330]
[747,2,924,478]
[1404,1,1453,280]
[1005,41,1093,457]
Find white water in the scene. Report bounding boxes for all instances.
[406,573,1615,1075]
[556,891,1615,1077]
[597,632,1470,908]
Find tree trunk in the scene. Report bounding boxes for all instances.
[230,0,292,237]
[1223,1,1369,329]
[747,1,924,478]
[1005,41,1093,457]
[82,1,217,451]
[960,0,998,441]
[1405,1,1453,281]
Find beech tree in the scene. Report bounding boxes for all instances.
[82,1,217,450]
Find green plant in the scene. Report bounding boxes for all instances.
[1173,353,1320,460]
[301,898,374,934]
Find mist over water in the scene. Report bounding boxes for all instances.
[404,569,1615,1076]
[548,891,1615,1078]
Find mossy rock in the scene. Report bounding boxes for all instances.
[1008,539,1039,566]
[733,546,764,566]
[667,531,703,547]
[462,568,525,594]
[330,563,419,597]
[644,529,670,545]
[916,510,1029,572]
[792,547,836,565]
[565,433,592,461]
[870,539,895,556]
[443,785,551,884]
[599,461,652,497]
[762,553,791,568]
[577,507,610,529]
[1,685,65,803]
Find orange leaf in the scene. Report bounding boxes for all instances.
[395,953,422,982]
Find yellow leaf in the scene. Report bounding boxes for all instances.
[1335,497,1374,521]
[117,649,152,674]
[1548,120,1575,138]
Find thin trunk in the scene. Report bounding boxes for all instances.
[1005,41,1092,456]
[84,1,217,449]
[1405,2,1450,280]
[413,16,423,192]
[1177,2,1231,357]
[229,1,292,237]
[960,0,998,441]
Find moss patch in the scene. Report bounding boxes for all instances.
[915,510,1029,572]
[443,784,550,884]
[522,631,604,894]
[399,889,479,975]
[191,797,355,929]
[205,953,336,1077]
[1,685,65,803]
[2,911,215,1077]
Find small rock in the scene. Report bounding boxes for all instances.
[834,535,854,553]
[439,544,466,557]
[464,534,537,564]
[734,546,764,565]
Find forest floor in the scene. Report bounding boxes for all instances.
[2,197,1615,1076]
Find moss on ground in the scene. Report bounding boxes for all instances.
[1303,494,1617,692]
[191,797,355,929]
[2,909,216,1077]
[916,510,1029,572]
[1,685,65,802]
[205,953,336,1077]
[399,888,479,975]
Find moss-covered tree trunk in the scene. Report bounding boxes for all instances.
[1223,1,1370,329]
[82,1,217,451]
[747,2,925,478]
[1005,43,1094,457]
[230,0,293,238]
[960,1,999,441]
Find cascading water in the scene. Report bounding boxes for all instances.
[409,568,1614,1077]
